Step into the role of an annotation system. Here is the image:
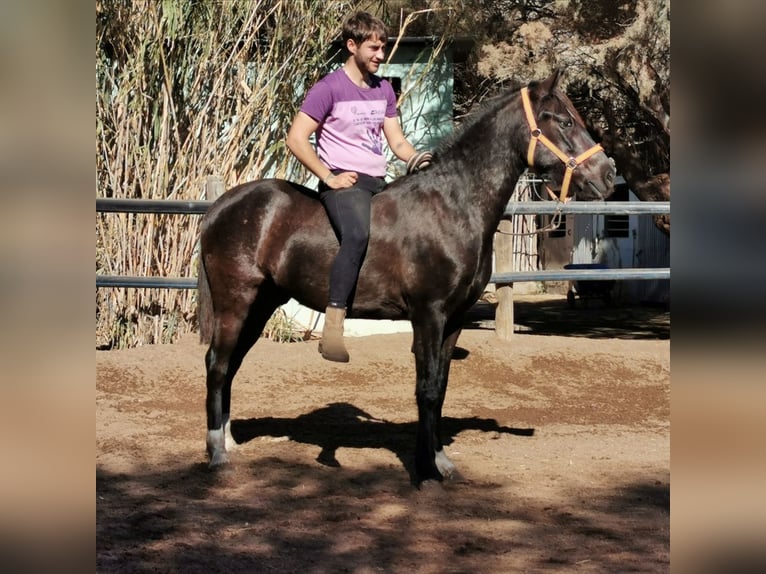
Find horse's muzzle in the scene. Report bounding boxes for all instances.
[580,155,616,201]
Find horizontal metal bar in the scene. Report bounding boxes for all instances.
[504,201,670,216]
[96,198,670,216]
[491,268,670,283]
[97,276,197,289]
[97,268,669,290]
[96,198,212,214]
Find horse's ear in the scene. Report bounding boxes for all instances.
[539,69,562,94]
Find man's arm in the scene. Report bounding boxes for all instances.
[383,116,432,174]
[286,111,357,189]
[286,111,331,181]
[383,116,418,162]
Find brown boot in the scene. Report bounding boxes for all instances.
[319,306,350,363]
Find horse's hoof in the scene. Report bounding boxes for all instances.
[208,451,230,468]
[418,479,445,493]
[435,449,457,478]
[443,468,467,483]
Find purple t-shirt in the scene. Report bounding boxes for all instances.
[300,68,398,177]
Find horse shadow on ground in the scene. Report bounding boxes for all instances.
[231,402,534,484]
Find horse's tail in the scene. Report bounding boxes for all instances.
[197,254,214,345]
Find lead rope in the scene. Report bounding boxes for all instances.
[495,204,564,236]
[496,174,565,236]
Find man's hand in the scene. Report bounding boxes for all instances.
[325,171,358,189]
[406,151,433,174]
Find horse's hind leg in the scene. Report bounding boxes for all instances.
[206,285,286,466]
[205,309,246,466]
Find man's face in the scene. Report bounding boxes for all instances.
[349,35,386,74]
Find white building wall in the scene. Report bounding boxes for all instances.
[571,190,669,304]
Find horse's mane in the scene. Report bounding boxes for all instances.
[434,80,525,157]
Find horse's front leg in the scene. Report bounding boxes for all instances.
[432,326,462,479]
[412,314,457,485]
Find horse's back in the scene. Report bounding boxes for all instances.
[200,179,338,310]
[202,179,324,232]
[202,178,335,246]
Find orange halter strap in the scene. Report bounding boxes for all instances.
[521,87,604,202]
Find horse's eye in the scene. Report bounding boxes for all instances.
[560,119,573,129]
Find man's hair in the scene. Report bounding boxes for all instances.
[342,11,388,46]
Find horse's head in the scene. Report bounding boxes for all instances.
[522,70,615,201]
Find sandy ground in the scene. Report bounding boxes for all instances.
[97,296,669,573]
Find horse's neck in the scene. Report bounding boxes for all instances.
[441,119,527,237]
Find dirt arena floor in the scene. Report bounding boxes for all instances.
[97,295,670,572]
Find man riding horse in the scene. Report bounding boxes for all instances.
[286,11,432,363]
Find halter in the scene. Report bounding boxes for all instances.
[521,87,604,202]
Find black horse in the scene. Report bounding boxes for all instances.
[197,70,616,484]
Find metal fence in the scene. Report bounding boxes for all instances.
[96,198,670,289]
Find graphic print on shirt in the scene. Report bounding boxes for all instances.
[363,126,383,155]
[345,102,385,157]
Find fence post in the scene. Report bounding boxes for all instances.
[196,175,225,286]
[205,175,225,200]
[494,218,514,340]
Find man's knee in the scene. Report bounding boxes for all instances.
[347,223,370,244]
[342,229,369,261]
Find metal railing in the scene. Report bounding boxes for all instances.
[96,199,670,288]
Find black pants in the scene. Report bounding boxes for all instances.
[319,173,386,309]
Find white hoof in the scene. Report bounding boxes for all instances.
[435,449,457,479]
[208,450,230,467]
[206,427,229,467]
